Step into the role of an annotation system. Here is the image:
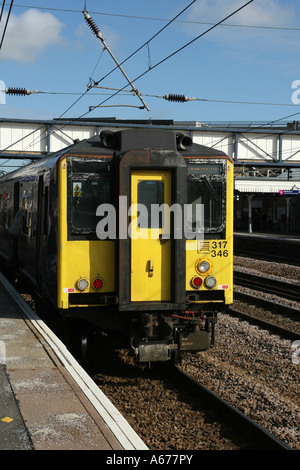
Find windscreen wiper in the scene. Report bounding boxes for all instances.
[203,177,220,202]
[76,175,94,206]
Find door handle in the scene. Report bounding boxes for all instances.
[159,233,170,244]
[147,258,154,277]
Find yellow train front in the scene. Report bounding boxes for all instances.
[57,128,233,362]
[0,128,233,363]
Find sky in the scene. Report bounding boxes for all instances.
[1,0,300,125]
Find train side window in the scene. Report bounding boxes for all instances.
[44,186,48,235]
[137,180,164,228]
[21,188,33,236]
[0,191,10,228]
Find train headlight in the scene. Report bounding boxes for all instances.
[92,277,104,290]
[205,276,216,289]
[191,276,202,289]
[77,277,89,291]
[196,259,211,274]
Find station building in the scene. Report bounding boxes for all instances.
[1,117,300,235]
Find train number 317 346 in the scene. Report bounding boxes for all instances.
[211,241,228,257]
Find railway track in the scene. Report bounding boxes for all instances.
[234,250,300,266]
[4,269,298,450]
[234,234,300,266]
[232,267,300,340]
[231,289,299,339]
[234,270,300,303]
[89,332,294,450]
[173,367,291,451]
[228,303,300,341]
[234,289,300,318]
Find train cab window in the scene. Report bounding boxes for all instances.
[68,159,112,238]
[71,177,111,232]
[187,162,225,235]
[137,180,164,228]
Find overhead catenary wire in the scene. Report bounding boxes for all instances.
[1,0,275,159]
[3,2,300,173]
[89,0,256,111]
[83,7,149,111]
[0,0,198,155]
[0,0,14,50]
[82,1,197,110]
[11,3,300,33]
[90,0,197,89]
[0,1,6,23]
[39,1,197,124]
[3,85,300,108]
[81,0,300,133]
[88,48,105,83]
[4,0,294,161]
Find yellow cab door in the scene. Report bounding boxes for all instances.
[130,170,172,302]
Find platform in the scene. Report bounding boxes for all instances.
[0,272,148,451]
[234,232,300,263]
[234,231,300,241]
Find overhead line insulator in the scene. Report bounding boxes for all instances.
[83,9,104,41]
[163,94,192,103]
[5,88,38,96]
[82,8,150,112]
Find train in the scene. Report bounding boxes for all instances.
[0,127,233,363]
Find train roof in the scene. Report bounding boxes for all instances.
[0,150,66,182]
[67,128,227,158]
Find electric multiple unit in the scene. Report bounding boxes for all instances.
[0,128,233,363]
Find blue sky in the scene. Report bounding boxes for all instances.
[1,0,300,124]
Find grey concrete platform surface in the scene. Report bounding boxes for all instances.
[0,273,148,451]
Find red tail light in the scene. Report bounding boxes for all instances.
[191,276,202,289]
[93,278,103,289]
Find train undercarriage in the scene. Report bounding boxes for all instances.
[61,305,218,364]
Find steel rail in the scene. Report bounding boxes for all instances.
[228,305,300,341]
[234,270,300,303]
[234,289,300,318]
[173,367,292,450]
[234,251,300,266]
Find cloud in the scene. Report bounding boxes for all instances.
[183,0,297,50]
[186,0,295,26]
[0,9,65,63]
[75,20,120,52]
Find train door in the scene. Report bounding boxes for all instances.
[130,170,172,302]
[35,175,44,290]
[35,175,49,293]
[12,182,19,265]
[118,147,186,311]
